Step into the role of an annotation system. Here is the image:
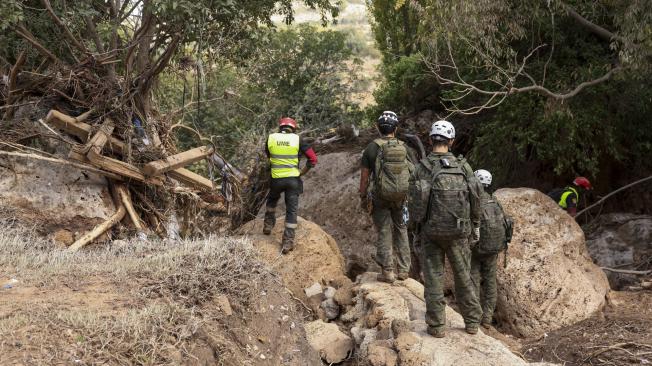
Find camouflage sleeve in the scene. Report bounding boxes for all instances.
[464,162,482,227]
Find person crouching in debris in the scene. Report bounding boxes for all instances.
[547,177,593,217]
[408,120,483,338]
[359,111,413,283]
[470,169,513,330]
[263,117,318,254]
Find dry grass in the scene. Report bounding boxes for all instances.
[0,216,268,365]
[0,217,264,303]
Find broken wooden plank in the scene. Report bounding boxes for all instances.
[68,186,127,252]
[87,147,163,185]
[83,119,114,153]
[48,110,216,190]
[143,146,214,176]
[46,110,126,154]
[46,109,91,140]
[168,168,214,191]
[82,119,163,185]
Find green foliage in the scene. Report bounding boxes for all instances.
[368,0,652,183]
[371,53,432,115]
[0,1,23,30]
[157,24,363,164]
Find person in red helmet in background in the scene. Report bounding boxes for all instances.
[548,177,593,217]
[263,117,318,254]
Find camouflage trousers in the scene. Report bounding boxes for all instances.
[470,251,498,324]
[421,237,482,330]
[371,198,411,274]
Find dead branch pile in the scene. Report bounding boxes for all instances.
[0,58,257,249]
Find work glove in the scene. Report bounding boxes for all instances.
[472,227,481,242]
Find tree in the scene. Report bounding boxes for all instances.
[0,0,338,128]
[367,0,652,116]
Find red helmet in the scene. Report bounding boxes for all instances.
[573,176,592,190]
[279,117,298,130]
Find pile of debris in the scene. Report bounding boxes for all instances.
[0,107,254,249]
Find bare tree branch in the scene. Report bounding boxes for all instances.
[424,37,622,116]
[14,25,63,64]
[561,2,623,43]
[42,0,91,55]
[3,50,27,120]
[510,66,621,99]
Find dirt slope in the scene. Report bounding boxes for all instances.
[0,226,319,366]
[240,216,347,302]
[298,151,378,274]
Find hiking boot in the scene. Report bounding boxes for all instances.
[427,326,445,338]
[465,325,479,335]
[263,212,276,235]
[281,227,295,254]
[397,272,409,280]
[481,320,492,329]
[378,270,396,283]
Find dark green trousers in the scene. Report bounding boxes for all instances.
[422,237,482,330]
[371,198,411,274]
[470,252,498,324]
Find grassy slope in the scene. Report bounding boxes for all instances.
[0,220,317,365]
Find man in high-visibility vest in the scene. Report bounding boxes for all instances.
[263,117,318,253]
[547,177,593,217]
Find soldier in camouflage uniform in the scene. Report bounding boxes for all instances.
[471,169,510,329]
[409,120,483,338]
[360,111,412,283]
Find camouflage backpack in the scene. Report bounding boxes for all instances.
[373,138,412,203]
[412,156,473,240]
[476,192,511,254]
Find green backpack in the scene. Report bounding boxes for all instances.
[416,156,473,240]
[373,138,412,203]
[476,193,512,254]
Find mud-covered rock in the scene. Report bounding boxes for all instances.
[305,320,354,364]
[242,217,346,301]
[584,213,652,289]
[368,340,398,366]
[321,298,340,320]
[0,155,115,233]
[344,276,545,365]
[493,188,610,338]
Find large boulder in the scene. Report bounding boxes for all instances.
[0,154,115,235]
[241,216,346,301]
[343,274,554,366]
[584,213,652,289]
[493,188,610,338]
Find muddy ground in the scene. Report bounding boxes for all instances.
[522,291,652,365]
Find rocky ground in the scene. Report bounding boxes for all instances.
[2,147,652,365]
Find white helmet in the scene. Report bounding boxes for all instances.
[474,169,492,186]
[430,120,455,140]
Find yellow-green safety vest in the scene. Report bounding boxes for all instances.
[558,187,579,209]
[268,132,300,178]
